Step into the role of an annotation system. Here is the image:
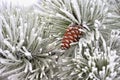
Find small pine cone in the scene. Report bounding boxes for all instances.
[61,23,83,50]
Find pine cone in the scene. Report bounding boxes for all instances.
[61,23,83,50]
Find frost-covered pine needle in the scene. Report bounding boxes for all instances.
[57,29,120,80]
[0,8,59,80]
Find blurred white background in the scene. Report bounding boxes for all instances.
[0,0,38,8]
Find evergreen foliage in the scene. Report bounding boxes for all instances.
[0,0,120,80]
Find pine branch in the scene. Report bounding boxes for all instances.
[0,8,59,80]
[36,0,108,28]
[57,29,120,80]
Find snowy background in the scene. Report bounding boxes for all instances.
[0,0,38,8]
